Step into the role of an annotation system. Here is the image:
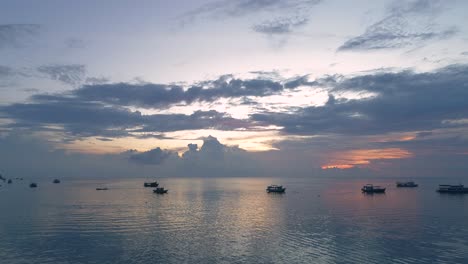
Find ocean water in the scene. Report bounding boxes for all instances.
[0,177,467,264]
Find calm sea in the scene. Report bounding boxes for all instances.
[1,177,467,264]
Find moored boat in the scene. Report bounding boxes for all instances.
[153,187,168,194]
[144,181,159,187]
[396,181,418,187]
[361,184,385,193]
[437,184,468,194]
[96,187,108,191]
[266,185,286,193]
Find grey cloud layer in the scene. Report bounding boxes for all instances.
[59,75,284,108]
[0,24,40,49]
[37,64,86,86]
[2,64,468,145]
[253,16,308,35]
[252,64,468,135]
[183,0,321,19]
[0,98,249,138]
[338,0,456,51]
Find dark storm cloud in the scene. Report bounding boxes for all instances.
[0,100,143,138]
[0,98,252,138]
[67,75,283,108]
[338,0,456,51]
[37,64,86,86]
[252,64,468,135]
[253,16,308,35]
[0,24,41,49]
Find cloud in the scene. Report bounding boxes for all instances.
[182,0,320,20]
[37,64,86,86]
[0,97,253,139]
[252,64,468,135]
[253,16,308,35]
[338,0,456,51]
[0,65,32,88]
[129,147,175,165]
[65,38,85,49]
[44,74,284,108]
[180,0,321,45]
[0,24,41,49]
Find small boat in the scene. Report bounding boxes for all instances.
[153,187,168,194]
[7,179,12,184]
[361,184,385,193]
[437,184,468,194]
[396,181,418,187]
[53,179,61,184]
[96,187,108,191]
[144,181,159,187]
[30,183,38,188]
[266,185,286,193]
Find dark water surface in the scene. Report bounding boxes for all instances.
[1,177,467,264]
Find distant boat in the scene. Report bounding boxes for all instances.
[396,181,418,187]
[266,185,286,193]
[7,179,12,184]
[96,187,108,191]
[153,187,168,194]
[144,181,159,187]
[437,184,468,194]
[30,183,38,188]
[361,184,385,193]
[53,179,61,184]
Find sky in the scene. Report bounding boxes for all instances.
[1,0,468,178]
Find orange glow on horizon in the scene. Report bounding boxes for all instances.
[321,148,413,170]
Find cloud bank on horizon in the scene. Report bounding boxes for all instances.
[1,0,468,178]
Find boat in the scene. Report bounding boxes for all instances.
[30,183,38,188]
[7,179,12,184]
[396,181,418,187]
[96,187,108,191]
[361,184,385,193]
[53,179,60,184]
[153,187,168,194]
[266,185,286,193]
[144,181,159,187]
[436,184,468,194]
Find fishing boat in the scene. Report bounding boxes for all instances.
[144,181,159,187]
[436,184,468,194]
[30,183,38,188]
[153,187,168,194]
[361,184,385,193]
[266,185,286,193]
[396,181,418,187]
[53,179,61,184]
